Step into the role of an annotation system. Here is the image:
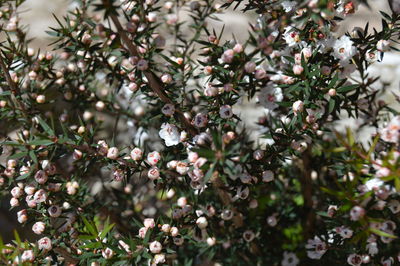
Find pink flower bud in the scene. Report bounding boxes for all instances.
[149,241,162,254]
[10,197,19,207]
[196,216,208,229]
[161,73,172,84]
[38,237,52,251]
[244,61,256,73]
[130,147,143,161]
[147,151,161,165]
[107,147,119,160]
[32,221,46,234]
[144,218,155,229]
[293,65,304,75]
[233,43,243,53]
[148,167,160,180]
[17,209,28,223]
[34,170,48,184]
[11,186,23,198]
[292,100,304,114]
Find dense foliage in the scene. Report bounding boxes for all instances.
[1,0,400,265]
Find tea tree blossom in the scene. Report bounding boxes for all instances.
[1,0,400,264]
[159,123,180,146]
[306,236,327,259]
[332,35,357,65]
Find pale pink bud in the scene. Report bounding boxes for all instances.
[328,89,336,96]
[73,149,83,160]
[17,209,28,223]
[21,250,35,262]
[130,148,143,161]
[222,49,234,63]
[34,170,48,184]
[161,73,172,84]
[161,224,171,233]
[149,241,162,254]
[38,237,52,251]
[244,61,256,73]
[32,221,46,234]
[293,65,304,75]
[148,167,160,180]
[144,218,155,229]
[36,95,46,104]
[196,216,208,229]
[350,206,365,221]
[233,43,243,53]
[292,100,304,114]
[107,147,119,160]
[10,197,19,207]
[138,227,148,238]
[147,151,161,165]
[170,226,179,237]
[11,187,23,198]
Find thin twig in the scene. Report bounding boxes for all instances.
[0,51,19,94]
[103,0,198,136]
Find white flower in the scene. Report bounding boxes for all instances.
[380,116,400,143]
[365,178,383,191]
[219,105,233,119]
[32,221,46,234]
[21,250,35,262]
[366,241,378,256]
[102,247,114,259]
[350,206,365,221]
[283,26,300,47]
[149,241,162,254]
[147,151,161,165]
[377,40,390,52]
[130,147,143,161]
[388,200,400,214]
[332,35,357,65]
[38,237,52,251]
[258,86,283,110]
[196,216,208,229]
[152,254,166,265]
[335,226,353,239]
[281,1,296,12]
[292,100,304,114]
[281,251,299,266]
[305,236,327,260]
[347,254,362,266]
[144,218,155,229]
[159,123,180,146]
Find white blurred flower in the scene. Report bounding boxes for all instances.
[258,86,283,110]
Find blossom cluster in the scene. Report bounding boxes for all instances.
[0,0,400,265]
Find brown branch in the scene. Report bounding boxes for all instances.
[0,51,28,118]
[104,1,198,136]
[299,148,315,240]
[0,52,19,94]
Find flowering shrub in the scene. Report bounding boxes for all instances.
[1,0,400,265]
